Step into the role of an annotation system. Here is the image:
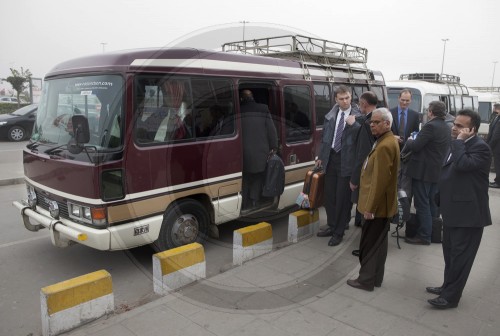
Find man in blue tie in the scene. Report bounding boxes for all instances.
[316,85,361,246]
[390,89,420,147]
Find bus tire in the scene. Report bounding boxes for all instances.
[156,199,209,251]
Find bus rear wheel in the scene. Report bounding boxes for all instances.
[156,199,209,251]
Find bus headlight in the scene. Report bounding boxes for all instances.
[68,202,107,228]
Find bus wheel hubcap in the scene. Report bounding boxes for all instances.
[172,214,199,245]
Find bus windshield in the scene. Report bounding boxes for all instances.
[31,75,124,156]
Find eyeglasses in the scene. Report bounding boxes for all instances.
[369,120,384,125]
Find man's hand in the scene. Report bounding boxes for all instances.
[349,182,358,191]
[315,159,322,167]
[457,127,475,141]
[363,212,375,220]
[394,135,403,143]
[345,115,356,126]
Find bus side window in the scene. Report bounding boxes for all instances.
[314,83,331,127]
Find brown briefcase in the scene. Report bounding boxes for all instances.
[303,167,325,209]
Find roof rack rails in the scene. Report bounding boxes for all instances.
[400,73,461,84]
[470,87,500,93]
[222,35,368,65]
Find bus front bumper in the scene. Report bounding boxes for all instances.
[12,200,111,250]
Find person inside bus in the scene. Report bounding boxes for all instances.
[200,104,232,137]
[487,103,500,188]
[240,89,278,210]
[153,80,188,141]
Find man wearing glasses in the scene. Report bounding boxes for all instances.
[347,108,400,291]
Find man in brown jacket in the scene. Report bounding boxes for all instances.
[347,108,400,291]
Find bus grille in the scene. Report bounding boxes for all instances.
[35,190,70,219]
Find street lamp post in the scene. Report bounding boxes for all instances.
[239,21,249,41]
[440,38,449,77]
[492,61,498,88]
[101,42,107,53]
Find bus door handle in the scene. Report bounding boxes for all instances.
[289,154,297,165]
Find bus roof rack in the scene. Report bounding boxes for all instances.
[400,73,461,84]
[222,35,368,66]
[470,87,500,93]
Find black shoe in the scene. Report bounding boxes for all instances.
[354,221,362,227]
[426,286,442,295]
[352,249,360,257]
[489,182,500,188]
[345,224,350,230]
[328,235,342,246]
[428,297,458,309]
[317,228,333,237]
[405,236,431,245]
[347,279,374,292]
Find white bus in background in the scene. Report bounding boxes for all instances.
[470,87,500,122]
[387,73,479,125]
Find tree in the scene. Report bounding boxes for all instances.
[6,67,32,108]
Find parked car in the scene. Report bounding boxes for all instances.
[0,104,38,141]
[0,96,19,104]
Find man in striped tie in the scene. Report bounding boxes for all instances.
[316,85,362,246]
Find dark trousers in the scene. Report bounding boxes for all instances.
[324,150,352,238]
[357,217,390,288]
[242,171,264,209]
[440,226,483,305]
[493,151,500,184]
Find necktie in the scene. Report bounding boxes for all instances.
[333,112,345,152]
[399,110,405,139]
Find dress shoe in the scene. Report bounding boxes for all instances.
[347,279,374,292]
[328,235,342,246]
[489,182,500,188]
[428,297,458,309]
[317,228,333,237]
[405,236,430,245]
[354,221,362,227]
[352,249,360,257]
[426,286,442,295]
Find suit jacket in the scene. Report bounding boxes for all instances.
[357,131,400,218]
[350,112,376,202]
[438,136,492,228]
[487,114,500,153]
[240,100,278,173]
[390,107,420,143]
[318,104,361,176]
[404,117,451,183]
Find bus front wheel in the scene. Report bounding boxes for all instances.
[156,199,209,251]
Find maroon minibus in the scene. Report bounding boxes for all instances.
[13,35,387,251]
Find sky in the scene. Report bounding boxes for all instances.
[1,0,499,88]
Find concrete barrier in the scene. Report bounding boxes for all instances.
[153,242,206,295]
[40,270,114,336]
[233,222,273,266]
[288,209,320,243]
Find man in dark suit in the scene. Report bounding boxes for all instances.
[390,89,420,199]
[487,103,500,188]
[426,109,492,309]
[350,91,378,226]
[316,85,361,246]
[347,108,400,291]
[390,89,420,147]
[404,101,451,245]
[240,90,278,210]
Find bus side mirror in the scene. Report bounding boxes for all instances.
[72,115,90,144]
[68,115,90,154]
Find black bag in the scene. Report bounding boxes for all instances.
[405,213,418,238]
[262,154,285,197]
[432,217,443,243]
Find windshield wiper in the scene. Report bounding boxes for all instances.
[26,141,40,150]
[44,144,67,156]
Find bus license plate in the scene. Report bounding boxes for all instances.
[134,225,149,236]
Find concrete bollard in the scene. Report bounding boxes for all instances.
[288,209,320,243]
[40,270,114,336]
[233,222,273,266]
[153,242,206,295]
